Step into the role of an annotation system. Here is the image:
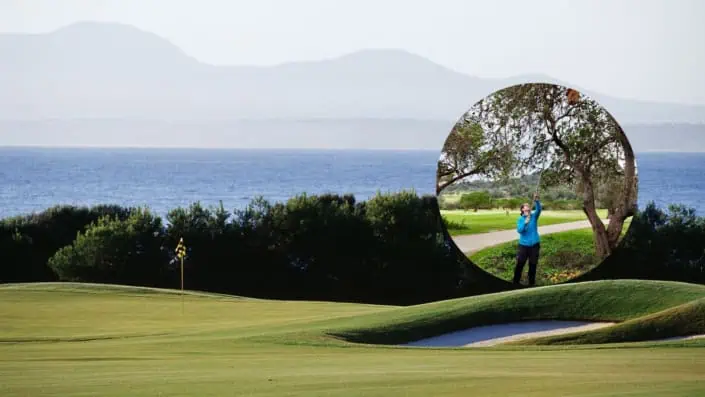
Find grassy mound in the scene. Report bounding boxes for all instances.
[3,281,705,396]
[324,280,705,346]
[3,280,704,347]
[0,282,390,343]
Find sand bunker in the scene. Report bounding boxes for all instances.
[401,321,705,347]
[402,321,615,347]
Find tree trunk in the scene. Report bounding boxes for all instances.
[581,178,612,259]
[604,125,638,249]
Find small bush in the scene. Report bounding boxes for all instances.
[0,204,135,283]
[49,209,168,286]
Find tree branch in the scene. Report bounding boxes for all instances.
[544,117,572,166]
[436,166,485,195]
[587,136,616,159]
[555,103,580,123]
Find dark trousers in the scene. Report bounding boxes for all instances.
[514,243,540,286]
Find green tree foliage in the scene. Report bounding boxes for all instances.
[0,205,134,283]
[439,169,614,211]
[3,195,705,303]
[436,117,520,194]
[163,201,241,292]
[459,191,492,212]
[574,202,705,285]
[48,209,168,286]
[266,193,371,298]
[363,192,453,300]
[487,84,638,258]
[38,192,467,305]
[439,83,638,259]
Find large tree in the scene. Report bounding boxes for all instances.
[486,84,638,258]
[438,83,638,258]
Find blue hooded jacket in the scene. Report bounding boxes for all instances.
[517,200,541,247]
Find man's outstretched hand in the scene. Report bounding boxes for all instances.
[533,192,540,201]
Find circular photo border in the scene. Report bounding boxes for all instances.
[435,83,639,287]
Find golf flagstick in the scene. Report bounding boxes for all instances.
[181,255,184,315]
[175,238,187,315]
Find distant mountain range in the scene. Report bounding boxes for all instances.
[2,21,705,124]
[1,21,704,151]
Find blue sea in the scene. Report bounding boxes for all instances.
[0,147,703,219]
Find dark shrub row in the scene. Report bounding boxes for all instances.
[1,193,704,304]
[2,192,494,305]
[0,205,134,283]
[573,203,705,284]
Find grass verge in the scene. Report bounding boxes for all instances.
[441,209,608,236]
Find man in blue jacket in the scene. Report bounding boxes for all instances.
[514,193,541,286]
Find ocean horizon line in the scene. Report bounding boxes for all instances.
[0,144,440,152]
[4,145,705,154]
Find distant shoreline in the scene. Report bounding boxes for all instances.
[0,145,440,152]
[1,146,704,154]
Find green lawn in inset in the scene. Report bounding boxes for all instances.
[442,209,609,236]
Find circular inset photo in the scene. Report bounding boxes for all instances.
[436,83,638,286]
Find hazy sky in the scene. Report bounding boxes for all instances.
[2,0,704,105]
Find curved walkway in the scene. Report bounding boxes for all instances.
[452,219,609,254]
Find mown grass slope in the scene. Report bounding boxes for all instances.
[0,283,390,342]
[323,279,705,346]
[1,281,705,397]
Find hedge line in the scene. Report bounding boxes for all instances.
[1,192,703,304]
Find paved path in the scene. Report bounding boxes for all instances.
[452,219,609,254]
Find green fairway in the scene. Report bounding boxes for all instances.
[2,281,705,396]
[441,209,609,236]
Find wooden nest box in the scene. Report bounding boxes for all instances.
[567,88,580,105]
